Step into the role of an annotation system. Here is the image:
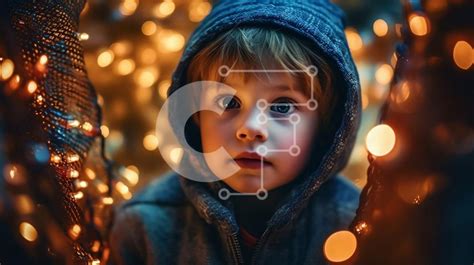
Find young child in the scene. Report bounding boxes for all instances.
[109,1,361,264]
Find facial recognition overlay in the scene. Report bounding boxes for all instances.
[156,65,318,200]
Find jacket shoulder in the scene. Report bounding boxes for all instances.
[108,172,191,264]
[124,170,187,207]
[309,175,361,227]
[110,171,190,256]
[319,175,360,210]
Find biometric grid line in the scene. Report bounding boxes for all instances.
[216,65,319,200]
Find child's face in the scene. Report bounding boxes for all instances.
[199,72,319,193]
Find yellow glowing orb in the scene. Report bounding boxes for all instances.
[373,19,389,37]
[27,80,38,94]
[1,58,14,80]
[97,50,114,68]
[143,133,160,151]
[153,1,175,18]
[142,21,158,36]
[375,64,394,85]
[409,14,429,36]
[345,28,363,52]
[19,222,38,242]
[116,59,136,75]
[324,230,357,262]
[189,1,212,22]
[366,124,396,157]
[453,40,472,70]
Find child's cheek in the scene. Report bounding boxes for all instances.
[295,117,317,149]
[271,116,315,150]
[269,122,295,149]
[199,112,218,142]
[200,113,234,152]
[271,115,316,167]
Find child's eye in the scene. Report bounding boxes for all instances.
[216,95,240,110]
[270,98,297,115]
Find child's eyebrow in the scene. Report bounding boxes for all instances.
[273,85,293,91]
[273,84,307,95]
[272,84,309,100]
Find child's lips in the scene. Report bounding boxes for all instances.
[233,158,272,169]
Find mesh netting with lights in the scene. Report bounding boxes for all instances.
[0,0,112,264]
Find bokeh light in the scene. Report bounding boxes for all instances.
[81,121,94,133]
[79,33,90,41]
[85,168,96,180]
[36,95,45,105]
[409,14,429,36]
[50,154,61,163]
[115,59,136,75]
[156,30,185,53]
[453,40,473,70]
[121,166,140,186]
[189,1,212,22]
[27,80,38,94]
[35,55,48,72]
[8,74,21,90]
[73,191,84,200]
[69,169,80,179]
[97,182,109,194]
[115,181,130,195]
[39,55,48,65]
[102,197,114,205]
[119,0,139,16]
[141,21,158,36]
[153,0,176,18]
[324,230,357,262]
[366,124,396,157]
[97,50,115,68]
[158,80,171,99]
[134,67,159,87]
[143,132,160,151]
[345,28,363,52]
[1,58,14,80]
[91,240,101,253]
[19,222,38,242]
[100,125,110,138]
[3,164,26,186]
[354,221,369,235]
[68,224,81,239]
[375,64,394,85]
[110,41,132,57]
[373,19,389,37]
[67,154,80,163]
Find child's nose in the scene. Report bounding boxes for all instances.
[235,108,268,142]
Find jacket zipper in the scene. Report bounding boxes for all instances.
[227,222,276,265]
[229,233,244,265]
[250,228,274,265]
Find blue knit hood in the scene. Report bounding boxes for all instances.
[167,0,361,233]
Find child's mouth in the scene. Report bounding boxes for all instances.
[233,158,272,169]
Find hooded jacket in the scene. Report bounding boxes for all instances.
[109,0,362,264]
